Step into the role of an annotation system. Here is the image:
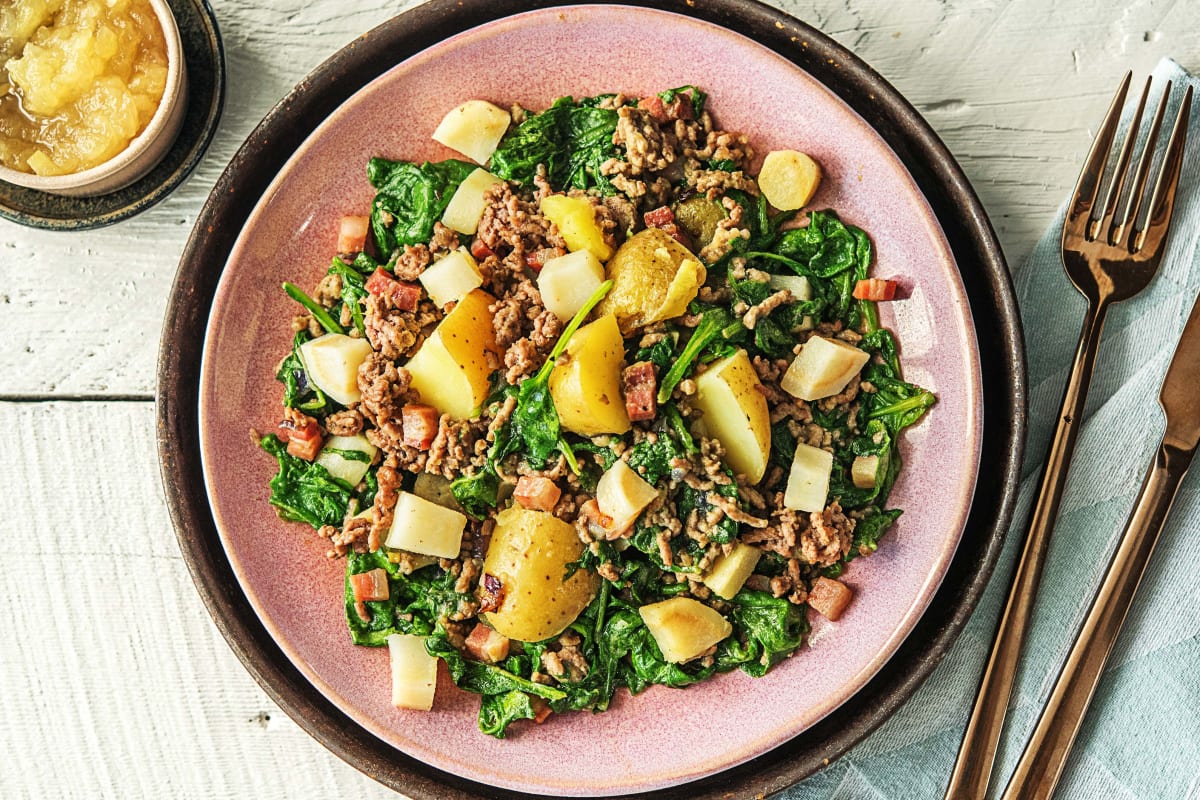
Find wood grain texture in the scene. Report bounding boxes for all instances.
[1,0,1199,798]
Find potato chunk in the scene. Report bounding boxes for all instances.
[385,491,467,559]
[432,100,511,165]
[540,194,613,261]
[692,349,771,484]
[702,542,762,600]
[781,336,870,401]
[298,333,374,406]
[419,248,483,307]
[387,633,438,711]
[596,228,705,334]
[548,314,631,435]
[406,289,499,419]
[852,455,880,489]
[315,434,377,486]
[595,460,658,534]
[481,506,599,642]
[784,442,833,513]
[639,597,732,663]
[757,150,822,211]
[441,167,502,234]
[537,249,606,322]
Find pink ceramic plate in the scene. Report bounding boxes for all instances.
[198,6,981,796]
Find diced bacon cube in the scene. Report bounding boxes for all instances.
[337,215,369,254]
[280,410,323,461]
[524,246,566,271]
[636,95,668,123]
[350,567,389,623]
[622,361,658,422]
[642,206,675,229]
[350,568,390,603]
[365,267,422,310]
[852,278,898,302]
[808,576,853,621]
[464,623,511,664]
[470,237,495,260]
[513,476,562,512]
[401,404,439,450]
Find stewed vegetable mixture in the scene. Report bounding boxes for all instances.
[259,87,935,737]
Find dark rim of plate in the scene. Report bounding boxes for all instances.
[156,1,1027,798]
[0,0,225,231]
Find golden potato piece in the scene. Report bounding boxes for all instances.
[406,289,499,419]
[596,228,706,334]
[481,506,600,642]
[639,597,732,663]
[548,314,631,436]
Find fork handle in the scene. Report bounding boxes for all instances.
[1000,440,1192,800]
[944,298,1110,800]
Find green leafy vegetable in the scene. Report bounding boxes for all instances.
[368,157,475,257]
[276,330,329,414]
[283,281,344,335]
[490,97,620,193]
[260,434,351,529]
[720,590,809,677]
[656,304,740,403]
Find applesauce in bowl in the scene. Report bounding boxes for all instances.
[0,0,185,196]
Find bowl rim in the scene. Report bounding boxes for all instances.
[156,1,1027,797]
[0,0,186,193]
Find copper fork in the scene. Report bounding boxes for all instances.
[944,73,1194,800]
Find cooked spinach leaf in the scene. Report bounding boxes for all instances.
[276,330,328,414]
[368,157,476,257]
[260,434,351,529]
[720,590,809,677]
[489,97,620,193]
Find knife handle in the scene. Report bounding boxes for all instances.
[1000,440,1192,800]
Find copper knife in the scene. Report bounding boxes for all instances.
[999,285,1200,800]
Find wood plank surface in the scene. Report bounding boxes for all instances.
[1,1,1199,798]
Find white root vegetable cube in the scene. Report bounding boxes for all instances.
[315,434,377,486]
[851,455,880,489]
[537,250,606,322]
[784,442,833,513]
[757,149,822,211]
[419,248,483,307]
[441,168,503,234]
[639,597,732,663]
[385,491,467,559]
[596,460,659,533]
[387,634,438,711]
[768,273,814,330]
[703,543,762,599]
[781,336,870,401]
[298,333,375,406]
[432,100,511,165]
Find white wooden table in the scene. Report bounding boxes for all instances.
[2,1,1198,797]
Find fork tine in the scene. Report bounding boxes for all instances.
[1093,76,1150,242]
[1068,71,1131,229]
[1134,85,1193,254]
[1112,80,1172,247]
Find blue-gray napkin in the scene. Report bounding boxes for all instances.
[782,56,1200,800]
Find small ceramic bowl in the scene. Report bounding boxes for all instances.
[0,0,188,198]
